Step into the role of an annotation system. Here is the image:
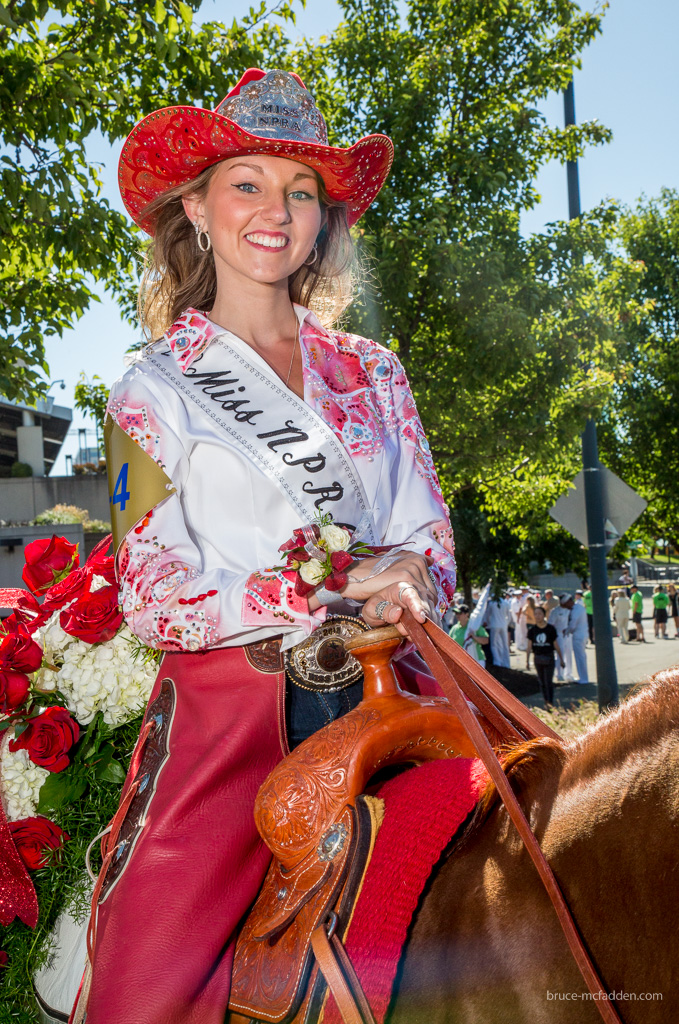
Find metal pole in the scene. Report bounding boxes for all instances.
[564,81,619,710]
[564,81,582,221]
[581,422,619,708]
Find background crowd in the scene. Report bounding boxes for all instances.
[444,580,679,707]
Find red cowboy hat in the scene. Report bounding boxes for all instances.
[118,68,393,233]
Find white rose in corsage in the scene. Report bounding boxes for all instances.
[319,524,352,553]
[277,512,395,598]
[298,559,327,586]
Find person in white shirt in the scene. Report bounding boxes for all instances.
[613,589,631,643]
[564,594,589,684]
[548,597,573,681]
[512,586,530,651]
[485,595,511,668]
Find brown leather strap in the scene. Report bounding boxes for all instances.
[403,611,624,1024]
[312,919,377,1024]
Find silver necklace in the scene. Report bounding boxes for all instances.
[285,320,300,389]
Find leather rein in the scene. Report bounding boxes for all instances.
[310,612,624,1024]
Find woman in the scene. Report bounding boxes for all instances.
[526,605,564,707]
[78,70,457,1024]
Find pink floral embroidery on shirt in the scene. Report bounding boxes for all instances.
[165,308,222,373]
[107,398,166,468]
[302,323,446,503]
[242,569,326,629]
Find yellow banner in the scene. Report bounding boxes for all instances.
[104,415,177,555]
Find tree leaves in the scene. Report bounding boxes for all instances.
[294,0,640,590]
[598,190,679,549]
[0,0,299,403]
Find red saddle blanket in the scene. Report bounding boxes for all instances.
[322,756,489,1024]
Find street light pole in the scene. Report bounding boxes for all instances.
[564,80,619,711]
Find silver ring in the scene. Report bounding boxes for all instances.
[397,584,416,604]
[374,599,390,620]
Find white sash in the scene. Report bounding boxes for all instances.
[147,339,378,542]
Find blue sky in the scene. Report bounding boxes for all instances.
[46,0,679,473]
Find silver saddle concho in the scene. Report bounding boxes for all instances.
[285,614,370,692]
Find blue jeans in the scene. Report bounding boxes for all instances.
[286,675,364,750]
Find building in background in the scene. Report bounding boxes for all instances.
[0,396,71,477]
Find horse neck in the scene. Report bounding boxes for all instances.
[393,724,679,1023]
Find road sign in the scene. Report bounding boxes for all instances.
[549,466,647,550]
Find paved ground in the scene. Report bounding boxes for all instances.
[511,617,679,710]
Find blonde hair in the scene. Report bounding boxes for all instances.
[137,161,356,340]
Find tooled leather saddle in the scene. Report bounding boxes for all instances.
[226,619,552,1024]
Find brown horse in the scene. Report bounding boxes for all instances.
[390,669,679,1024]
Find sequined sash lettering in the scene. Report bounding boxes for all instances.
[147,343,376,539]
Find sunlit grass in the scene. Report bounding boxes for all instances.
[532,699,602,739]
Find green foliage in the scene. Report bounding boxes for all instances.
[73,374,109,441]
[0,0,658,588]
[0,0,301,403]
[31,503,110,531]
[296,0,640,590]
[10,461,33,477]
[32,502,87,524]
[598,189,679,549]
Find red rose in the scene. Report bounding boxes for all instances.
[59,582,123,644]
[0,626,43,673]
[0,951,7,967]
[84,534,116,585]
[9,707,80,772]
[22,536,79,596]
[9,817,70,871]
[0,669,30,712]
[41,566,88,613]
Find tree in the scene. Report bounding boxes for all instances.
[295,0,642,589]
[0,0,299,402]
[598,189,679,550]
[74,372,109,451]
[1,0,644,589]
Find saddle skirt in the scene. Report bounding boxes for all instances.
[228,756,487,1024]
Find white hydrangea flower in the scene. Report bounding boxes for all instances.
[0,733,49,821]
[54,626,156,726]
[319,524,352,553]
[35,610,72,661]
[89,574,110,592]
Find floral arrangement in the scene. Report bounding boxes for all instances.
[277,513,383,596]
[0,533,157,973]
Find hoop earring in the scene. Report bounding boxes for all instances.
[304,243,318,266]
[194,222,211,253]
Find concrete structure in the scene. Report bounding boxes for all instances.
[0,396,71,477]
[0,475,110,524]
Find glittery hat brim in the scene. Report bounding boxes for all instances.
[118,104,394,233]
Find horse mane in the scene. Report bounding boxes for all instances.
[565,666,679,782]
[462,666,679,840]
